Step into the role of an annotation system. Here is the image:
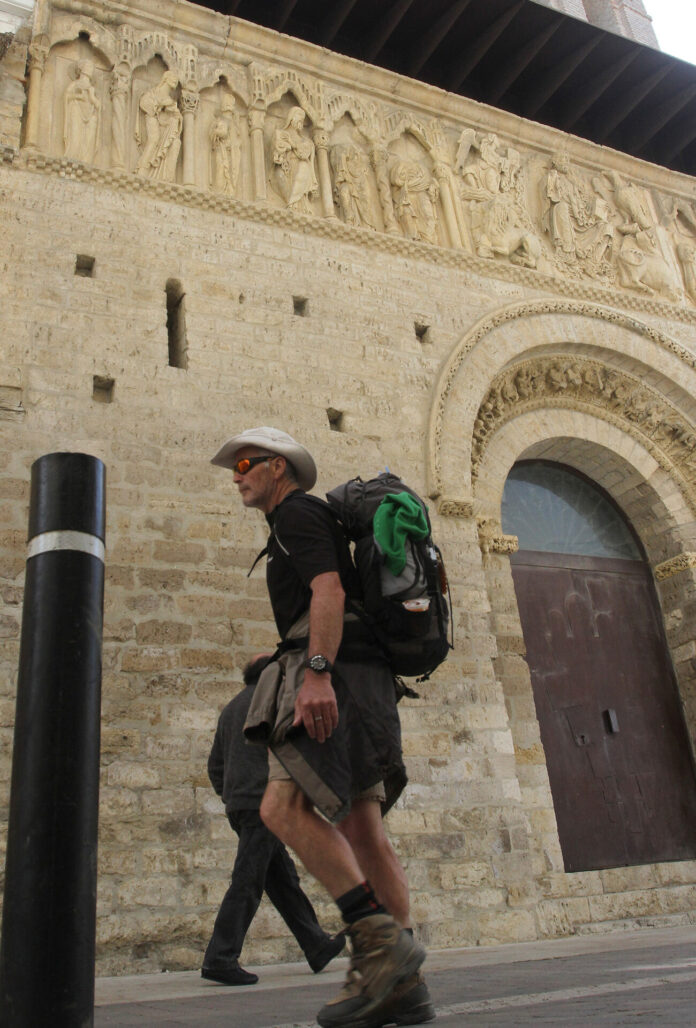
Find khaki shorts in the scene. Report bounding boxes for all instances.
[267,749,386,803]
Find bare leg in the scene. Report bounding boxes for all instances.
[338,799,411,928]
[260,780,364,899]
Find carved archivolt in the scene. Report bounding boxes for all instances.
[471,354,696,513]
[17,0,696,309]
[428,299,696,502]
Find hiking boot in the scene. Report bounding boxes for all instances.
[316,914,425,1028]
[368,971,436,1026]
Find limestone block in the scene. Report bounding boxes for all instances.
[657,883,696,914]
[477,909,537,945]
[536,897,591,937]
[588,888,663,922]
[106,761,161,789]
[117,877,179,909]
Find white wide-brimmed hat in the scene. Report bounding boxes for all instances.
[211,426,317,491]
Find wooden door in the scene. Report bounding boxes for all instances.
[512,550,696,870]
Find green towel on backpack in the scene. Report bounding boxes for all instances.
[373,493,429,576]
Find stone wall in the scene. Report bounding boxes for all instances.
[539,0,658,48]
[1,0,696,976]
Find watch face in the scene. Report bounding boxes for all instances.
[308,655,330,672]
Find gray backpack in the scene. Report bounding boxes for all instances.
[325,473,453,681]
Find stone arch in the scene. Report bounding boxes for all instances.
[51,19,118,67]
[325,92,378,138]
[130,33,192,81]
[428,298,696,505]
[261,72,323,127]
[474,409,695,562]
[473,411,696,878]
[471,354,696,517]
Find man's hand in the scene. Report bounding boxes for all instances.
[293,670,339,743]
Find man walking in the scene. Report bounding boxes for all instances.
[203,655,345,985]
[211,427,434,1027]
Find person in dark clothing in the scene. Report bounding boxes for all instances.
[202,655,345,986]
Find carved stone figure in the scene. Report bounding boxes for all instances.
[330,143,378,230]
[616,226,683,302]
[472,194,541,268]
[272,106,318,214]
[604,171,653,232]
[455,130,539,267]
[135,70,182,181]
[63,59,101,163]
[110,63,130,170]
[542,152,613,276]
[389,159,439,244]
[455,130,517,196]
[677,242,696,304]
[209,94,241,195]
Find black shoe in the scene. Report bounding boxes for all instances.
[307,932,347,973]
[201,963,259,986]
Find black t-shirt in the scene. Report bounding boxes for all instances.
[265,490,358,639]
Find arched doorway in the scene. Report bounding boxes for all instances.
[503,461,696,872]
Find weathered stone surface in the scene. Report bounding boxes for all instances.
[1,0,696,980]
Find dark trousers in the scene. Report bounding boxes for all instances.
[203,808,330,968]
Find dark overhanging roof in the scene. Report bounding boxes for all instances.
[188,0,696,179]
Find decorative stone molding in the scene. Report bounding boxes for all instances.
[437,499,474,519]
[654,553,696,581]
[14,0,696,312]
[470,353,696,513]
[476,517,519,555]
[428,299,696,501]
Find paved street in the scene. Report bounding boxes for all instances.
[94,923,696,1026]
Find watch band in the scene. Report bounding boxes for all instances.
[304,654,333,673]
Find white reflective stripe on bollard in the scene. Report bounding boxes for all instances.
[27,530,105,563]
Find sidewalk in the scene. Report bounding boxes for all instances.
[94,922,696,1026]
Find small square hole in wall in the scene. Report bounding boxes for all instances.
[414,322,431,344]
[327,407,344,432]
[93,375,115,403]
[293,296,308,317]
[75,254,96,278]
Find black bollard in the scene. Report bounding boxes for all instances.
[0,453,106,1028]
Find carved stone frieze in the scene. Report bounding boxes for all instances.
[654,553,696,581]
[18,1,696,309]
[470,353,696,513]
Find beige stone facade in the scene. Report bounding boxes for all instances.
[1,0,696,976]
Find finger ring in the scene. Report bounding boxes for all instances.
[314,715,323,721]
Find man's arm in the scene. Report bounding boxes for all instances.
[293,570,344,743]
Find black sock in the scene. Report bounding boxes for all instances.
[336,881,387,924]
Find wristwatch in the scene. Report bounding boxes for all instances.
[304,654,333,674]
